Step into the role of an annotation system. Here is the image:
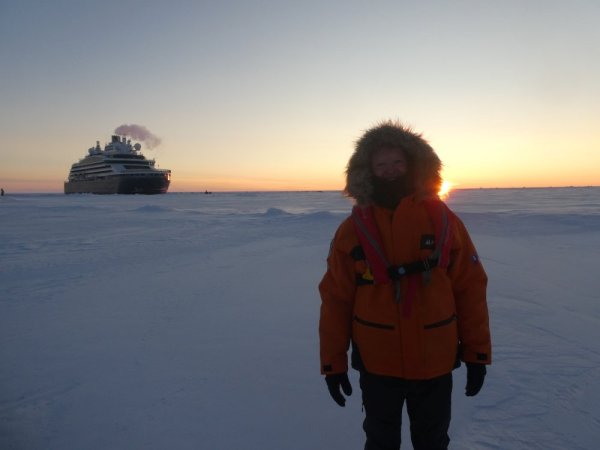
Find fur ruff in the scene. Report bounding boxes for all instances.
[344,120,442,205]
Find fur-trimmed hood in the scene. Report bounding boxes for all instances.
[344,121,442,205]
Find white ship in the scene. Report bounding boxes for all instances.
[64,135,171,194]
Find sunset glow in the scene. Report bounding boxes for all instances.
[438,180,453,199]
[1,2,599,193]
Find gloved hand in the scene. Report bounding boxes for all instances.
[325,373,352,407]
[465,362,487,396]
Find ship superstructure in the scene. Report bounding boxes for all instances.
[64,135,171,194]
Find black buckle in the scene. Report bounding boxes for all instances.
[387,258,438,280]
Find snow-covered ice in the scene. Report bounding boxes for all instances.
[1,188,599,449]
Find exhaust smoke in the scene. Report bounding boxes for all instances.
[114,124,162,149]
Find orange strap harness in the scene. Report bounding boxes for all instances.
[351,200,453,317]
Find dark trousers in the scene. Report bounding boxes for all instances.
[360,371,452,450]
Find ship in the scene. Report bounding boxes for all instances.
[64,135,171,194]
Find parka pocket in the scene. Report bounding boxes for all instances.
[353,315,395,330]
[423,314,457,330]
[422,313,458,372]
[352,313,401,372]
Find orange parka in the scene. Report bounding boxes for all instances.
[319,121,491,380]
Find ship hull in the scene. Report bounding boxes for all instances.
[64,174,170,194]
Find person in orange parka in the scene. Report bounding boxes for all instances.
[319,121,491,450]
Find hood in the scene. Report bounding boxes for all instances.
[344,121,442,205]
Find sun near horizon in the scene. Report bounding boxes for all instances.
[438,180,453,199]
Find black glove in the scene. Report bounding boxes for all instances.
[325,373,352,407]
[465,362,487,396]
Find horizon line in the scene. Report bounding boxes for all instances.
[2,185,599,195]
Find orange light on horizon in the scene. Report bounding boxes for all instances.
[438,180,453,199]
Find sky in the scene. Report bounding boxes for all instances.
[1,0,599,193]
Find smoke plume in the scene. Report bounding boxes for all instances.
[114,124,162,149]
